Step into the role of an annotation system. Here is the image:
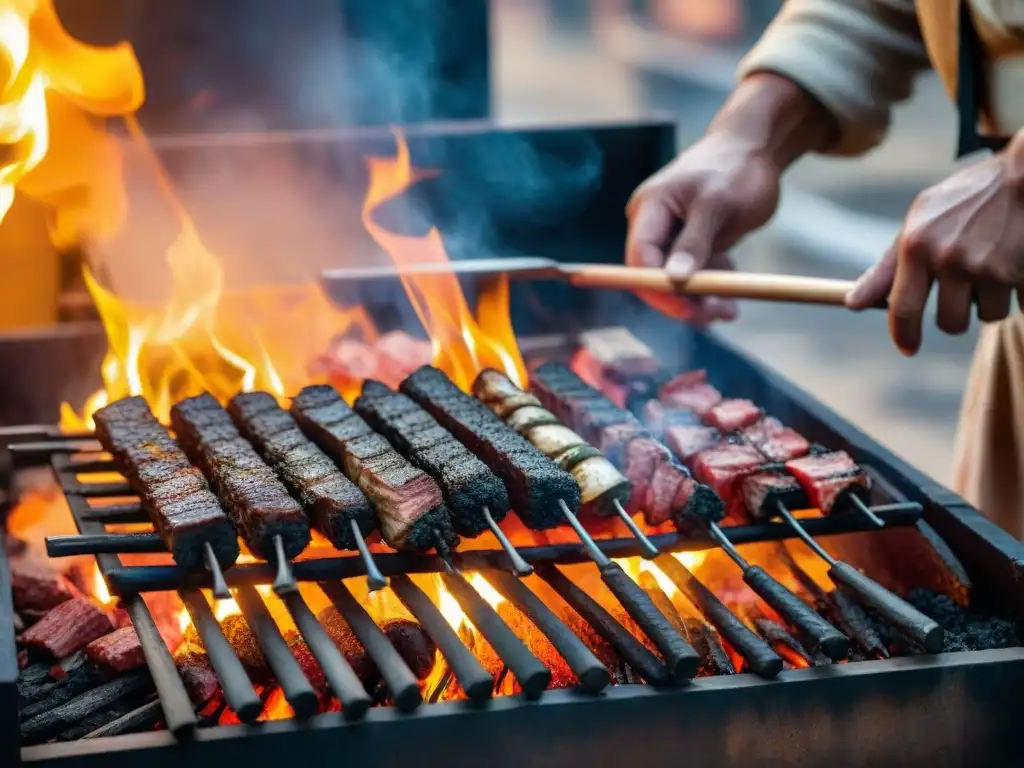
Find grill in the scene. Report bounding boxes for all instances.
[3,118,1024,768]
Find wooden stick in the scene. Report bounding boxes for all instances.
[562,265,874,307]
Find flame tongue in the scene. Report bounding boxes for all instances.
[361,131,527,391]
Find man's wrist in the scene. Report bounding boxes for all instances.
[708,72,839,171]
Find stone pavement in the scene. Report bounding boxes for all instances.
[491,0,978,486]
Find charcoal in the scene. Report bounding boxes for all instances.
[381,618,437,680]
[219,614,271,681]
[316,607,376,683]
[81,699,163,739]
[173,641,220,706]
[681,618,735,677]
[829,589,889,659]
[18,652,101,718]
[751,616,816,667]
[54,693,153,742]
[496,603,575,691]
[20,671,152,745]
[906,588,1022,652]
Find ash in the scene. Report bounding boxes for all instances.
[905,589,1022,653]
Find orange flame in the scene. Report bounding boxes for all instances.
[361,130,527,391]
[0,0,143,240]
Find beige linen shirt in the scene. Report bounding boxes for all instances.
[737,0,1024,535]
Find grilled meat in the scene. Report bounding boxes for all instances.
[354,379,510,536]
[531,363,724,528]
[740,417,811,463]
[401,366,580,530]
[228,391,376,550]
[170,393,310,561]
[705,399,763,433]
[739,471,809,520]
[658,369,722,416]
[290,384,457,552]
[785,450,871,514]
[472,368,631,518]
[691,442,767,509]
[93,397,239,570]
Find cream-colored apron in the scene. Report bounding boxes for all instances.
[918,1,1024,534]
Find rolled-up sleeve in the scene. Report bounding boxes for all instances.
[737,0,933,156]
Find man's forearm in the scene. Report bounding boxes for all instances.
[708,73,839,171]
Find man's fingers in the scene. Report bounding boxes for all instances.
[846,247,898,310]
[935,277,972,335]
[666,198,728,278]
[626,198,676,268]
[688,251,739,324]
[888,243,934,356]
[975,284,1013,323]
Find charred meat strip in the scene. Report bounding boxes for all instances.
[170,393,310,561]
[400,366,580,530]
[290,384,457,551]
[354,379,510,536]
[531,363,724,528]
[472,369,630,518]
[228,391,376,550]
[785,451,870,514]
[93,397,239,570]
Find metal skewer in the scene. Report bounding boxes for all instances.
[350,519,388,591]
[849,494,886,527]
[203,542,232,600]
[774,501,943,653]
[271,534,299,597]
[611,498,661,559]
[481,506,533,577]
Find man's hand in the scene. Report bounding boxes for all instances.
[625,74,838,324]
[846,133,1024,355]
[626,134,780,324]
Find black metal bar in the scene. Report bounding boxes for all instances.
[62,481,135,497]
[179,590,263,723]
[652,555,783,679]
[233,585,318,719]
[389,574,494,703]
[599,561,699,682]
[439,570,552,699]
[742,565,850,661]
[50,504,925,583]
[280,591,372,719]
[123,595,197,739]
[80,503,147,524]
[7,438,102,462]
[485,570,610,693]
[536,564,670,686]
[318,581,422,712]
[47,532,163,556]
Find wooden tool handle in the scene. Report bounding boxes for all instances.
[564,264,871,308]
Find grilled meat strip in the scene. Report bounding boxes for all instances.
[290,385,457,552]
[228,391,376,550]
[531,363,723,529]
[472,368,630,518]
[93,396,239,570]
[400,366,580,530]
[353,380,510,536]
[170,393,310,561]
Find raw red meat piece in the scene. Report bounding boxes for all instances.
[18,598,113,659]
[643,401,702,438]
[665,424,722,466]
[313,338,378,391]
[660,382,723,416]
[85,626,145,673]
[9,558,76,612]
[693,444,767,504]
[785,451,870,514]
[623,437,670,515]
[739,471,808,520]
[705,399,763,433]
[659,369,708,396]
[374,331,433,387]
[742,418,811,462]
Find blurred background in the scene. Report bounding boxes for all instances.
[488,0,969,484]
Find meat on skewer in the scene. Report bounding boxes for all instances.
[290,384,458,552]
[93,397,239,570]
[530,363,724,531]
[472,369,631,520]
[170,393,311,562]
[399,366,580,531]
[353,380,510,537]
[227,392,376,551]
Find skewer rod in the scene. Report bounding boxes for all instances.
[611,499,660,559]
[558,498,611,567]
[482,506,533,576]
[203,542,232,601]
[350,518,388,591]
[271,535,298,597]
